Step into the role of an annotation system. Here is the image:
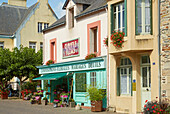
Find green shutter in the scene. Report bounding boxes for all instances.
[150,0,153,35]
[117,68,120,96]
[135,0,139,35]
[111,5,114,33]
[124,0,127,36]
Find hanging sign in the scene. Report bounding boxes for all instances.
[62,38,79,58]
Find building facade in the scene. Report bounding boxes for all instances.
[35,0,108,108]
[107,0,159,113]
[160,0,170,99]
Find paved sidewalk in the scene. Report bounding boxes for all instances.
[0,99,118,114]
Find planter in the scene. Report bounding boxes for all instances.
[70,102,75,108]
[1,92,8,99]
[91,101,102,112]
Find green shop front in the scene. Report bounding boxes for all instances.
[35,57,107,108]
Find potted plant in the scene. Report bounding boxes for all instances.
[0,80,9,99]
[42,97,48,105]
[53,99,60,108]
[69,98,75,108]
[110,31,125,48]
[46,60,54,65]
[30,98,36,104]
[103,37,108,47]
[85,53,97,60]
[86,86,105,112]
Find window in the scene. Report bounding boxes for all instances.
[68,8,74,28]
[111,1,127,35]
[50,39,56,62]
[90,27,98,53]
[44,23,49,29]
[75,73,86,92]
[38,22,42,33]
[40,42,43,50]
[136,0,152,35]
[90,72,96,87]
[87,21,101,55]
[0,42,4,49]
[29,42,36,50]
[117,58,132,96]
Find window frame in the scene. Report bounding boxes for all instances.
[44,23,49,29]
[0,42,4,49]
[50,38,57,63]
[38,22,43,33]
[135,0,152,35]
[29,42,36,51]
[75,73,87,92]
[40,42,43,50]
[90,72,97,87]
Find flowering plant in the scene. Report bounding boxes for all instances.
[110,31,125,48]
[85,53,97,60]
[60,92,69,100]
[53,99,60,104]
[103,37,108,47]
[46,60,54,65]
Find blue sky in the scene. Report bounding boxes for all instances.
[0,0,66,18]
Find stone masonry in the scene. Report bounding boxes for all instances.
[160,0,170,98]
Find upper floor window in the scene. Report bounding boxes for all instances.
[44,23,49,29]
[40,42,43,50]
[50,39,56,62]
[68,8,74,28]
[136,0,152,35]
[29,42,36,50]
[90,27,98,53]
[0,42,4,49]
[111,1,127,36]
[38,22,42,33]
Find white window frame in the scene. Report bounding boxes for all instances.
[137,0,151,34]
[38,22,42,33]
[113,2,125,32]
[90,72,96,87]
[29,42,36,51]
[44,23,49,29]
[0,42,4,49]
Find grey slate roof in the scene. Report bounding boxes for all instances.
[0,3,38,36]
[62,0,96,9]
[44,0,107,32]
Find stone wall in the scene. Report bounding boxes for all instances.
[160,0,170,98]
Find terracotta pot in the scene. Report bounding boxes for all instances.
[1,92,8,99]
[91,101,102,112]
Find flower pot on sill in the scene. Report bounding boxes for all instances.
[91,101,102,112]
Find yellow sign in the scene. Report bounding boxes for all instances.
[132,82,136,91]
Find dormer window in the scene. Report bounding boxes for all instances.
[68,8,74,28]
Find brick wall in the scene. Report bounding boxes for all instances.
[160,0,170,98]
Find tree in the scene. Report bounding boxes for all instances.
[10,46,43,98]
[0,48,13,91]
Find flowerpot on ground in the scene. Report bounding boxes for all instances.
[70,102,75,108]
[1,91,8,99]
[91,101,102,112]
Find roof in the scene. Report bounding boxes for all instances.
[62,0,96,9]
[44,0,107,32]
[0,3,38,36]
[75,0,107,18]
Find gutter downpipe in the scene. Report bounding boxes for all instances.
[158,0,161,103]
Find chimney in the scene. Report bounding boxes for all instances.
[8,0,27,7]
[38,0,48,4]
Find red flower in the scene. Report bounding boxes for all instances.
[154,105,156,107]
[123,32,125,35]
[156,108,158,111]
[159,109,162,111]
[144,105,146,107]
[145,100,148,103]
[157,113,160,114]
[153,110,156,113]
[152,106,154,108]
[147,108,149,111]
[120,41,122,43]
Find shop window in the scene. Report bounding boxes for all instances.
[90,72,96,87]
[117,58,132,96]
[0,42,4,49]
[87,21,101,55]
[135,0,152,35]
[75,73,86,92]
[68,8,74,28]
[111,1,127,36]
[29,42,36,51]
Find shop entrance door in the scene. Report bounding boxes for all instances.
[141,66,151,109]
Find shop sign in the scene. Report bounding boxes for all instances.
[62,38,79,58]
[132,79,136,91]
[39,60,105,74]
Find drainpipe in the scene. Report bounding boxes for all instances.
[158,0,161,103]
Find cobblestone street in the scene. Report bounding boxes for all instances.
[0,99,117,114]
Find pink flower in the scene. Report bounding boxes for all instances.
[54,99,59,102]
[61,95,63,98]
[54,92,57,94]
[153,110,156,113]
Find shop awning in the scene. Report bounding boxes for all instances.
[33,72,68,80]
